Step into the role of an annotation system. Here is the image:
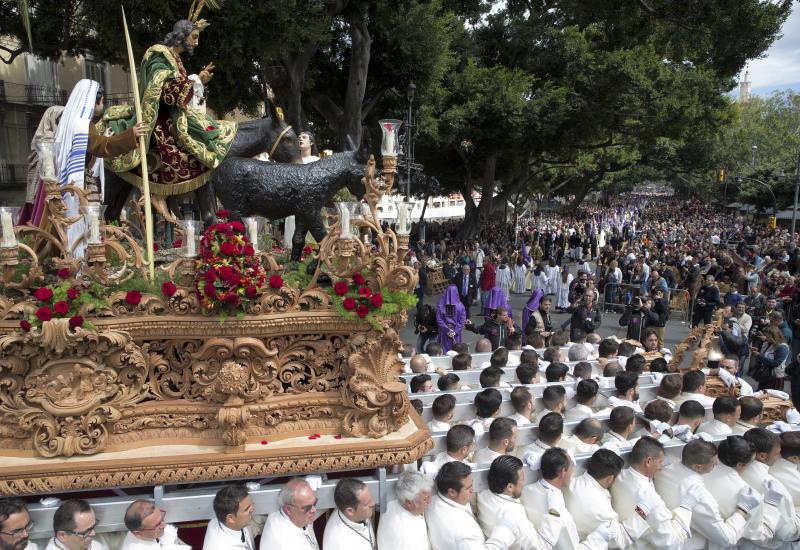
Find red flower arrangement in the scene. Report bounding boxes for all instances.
[125,290,142,306]
[161,281,177,298]
[327,273,385,324]
[194,210,269,313]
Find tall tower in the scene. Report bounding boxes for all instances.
[739,70,752,103]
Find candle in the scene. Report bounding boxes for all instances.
[120,208,128,223]
[247,218,258,251]
[0,210,15,248]
[185,223,196,257]
[340,206,351,239]
[87,209,100,244]
[397,202,408,234]
[384,129,395,155]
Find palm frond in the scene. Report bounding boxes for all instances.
[17,0,32,50]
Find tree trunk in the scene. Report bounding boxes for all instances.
[339,2,371,149]
[281,41,319,131]
[418,189,430,225]
[565,179,595,213]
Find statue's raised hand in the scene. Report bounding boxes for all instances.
[199,62,215,84]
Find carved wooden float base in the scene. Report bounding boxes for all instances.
[0,414,432,495]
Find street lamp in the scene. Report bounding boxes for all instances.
[751,145,758,169]
[404,81,416,199]
[735,175,778,220]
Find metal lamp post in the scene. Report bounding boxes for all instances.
[791,155,800,238]
[404,81,416,199]
[735,175,778,221]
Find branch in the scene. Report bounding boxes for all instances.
[308,91,344,130]
[0,44,25,64]
[361,86,389,120]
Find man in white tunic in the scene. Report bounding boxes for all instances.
[421,424,475,477]
[476,455,564,550]
[732,397,763,434]
[425,461,517,550]
[654,439,756,549]
[704,434,784,548]
[45,499,109,550]
[564,379,599,422]
[600,406,638,454]
[673,371,717,408]
[610,437,699,549]
[521,447,615,549]
[607,372,643,413]
[564,449,652,548]
[519,413,573,470]
[120,500,189,549]
[322,478,376,550]
[259,478,320,550]
[770,431,800,506]
[474,418,517,465]
[202,484,255,549]
[696,396,739,437]
[740,428,800,545]
[377,471,434,550]
[507,387,533,427]
[0,499,38,550]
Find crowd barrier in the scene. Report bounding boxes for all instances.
[599,283,690,323]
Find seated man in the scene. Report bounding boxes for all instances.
[697,396,739,436]
[46,499,109,550]
[476,456,563,548]
[516,363,539,385]
[507,386,534,426]
[654,373,682,408]
[420,424,475,477]
[639,399,674,442]
[0,499,37,550]
[425,461,516,549]
[121,500,188,549]
[203,484,255,549]
[410,373,434,393]
[260,478,320,550]
[474,417,518,465]
[542,346,565,364]
[610,437,696,548]
[452,353,472,371]
[565,449,651,547]
[671,400,707,442]
[733,396,764,434]
[429,394,456,433]
[479,367,508,389]
[532,385,566,423]
[438,372,462,392]
[624,354,646,375]
[770,431,800,506]
[377,472,433,550]
[674,370,716,408]
[564,418,605,454]
[572,361,593,380]
[519,412,572,470]
[655,439,753,548]
[469,388,502,437]
[544,362,569,383]
[323,479,376,550]
[567,343,589,362]
[601,406,638,453]
[609,371,642,413]
[565,379,599,422]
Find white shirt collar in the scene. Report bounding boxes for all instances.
[437,494,473,515]
[337,509,372,533]
[218,520,248,541]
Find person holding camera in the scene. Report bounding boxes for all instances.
[478,306,519,350]
[569,289,602,342]
[414,303,439,354]
[691,274,720,327]
[750,325,789,391]
[618,295,658,341]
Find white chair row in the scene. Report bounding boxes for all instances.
[401,360,603,387]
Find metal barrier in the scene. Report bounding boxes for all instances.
[599,283,689,323]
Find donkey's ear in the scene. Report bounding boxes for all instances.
[265,99,279,121]
[355,127,371,164]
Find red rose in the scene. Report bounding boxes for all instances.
[204,269,217,283]
[206,125,215,131]
[54,301,69,315]
[57,267,71,278]
[218,265,239,284]
[353,273,365,285]
[244,244,255,257]
[216,209,230,219]
[334,281,349,295]
[35,306,52,322]
[19,320,30,332]
[172,239,183,248]
[303,245,313,255]
[224,293,239,304]
[125,290,142,306]
[66,288,80,300]
[229,221,244,232]
[245,286,258,299]
[68,315,83,328]
[153,243,159,251]
[358,286,371,298]
[34,287,53,302]
[371,293,383,308]
[220,241,237,256]
[356,305,369,318]
[161,281,177,297]
[204,282,217,298]
[269,274,283,289]
[343,297,356,311]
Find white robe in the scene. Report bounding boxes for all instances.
[507,412,531,427]
[770,458,800,507]
[674,392,716,408]
[740,460,800,545]
[425,493,510,550]
[259,510,318,550]
[420,451,471,477]
[564,472,649,548]
[564,403,594,422]
[376,500,430,550]
[202,519,254,550]
[654,461,747,550]
[45,540,107,550]
[556,274,573,309]
[610,466,692,549]
[496,266,513,299]
[120,532,190,550]
[696,419,733,437]
[531,272,549,292]
[512,265,527,294]
[544,266,560,295]
[473,447,504,466]
[475,490,562,550]
[322,509,375,550]
[428,419,451,433]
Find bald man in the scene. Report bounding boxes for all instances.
[120,500,189,549]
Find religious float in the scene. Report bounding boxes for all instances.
[0,119,431,495]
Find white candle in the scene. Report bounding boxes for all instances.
[186,224,196,257]
[384,129,395,155]
[0,211,15,248]
[120,208,128,223]
[87,210,100,244]
[340,206,351,239]
[247,218,258,251]
[397,202,408,234]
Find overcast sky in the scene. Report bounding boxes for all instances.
[742,5,800,96]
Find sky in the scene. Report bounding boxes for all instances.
[741,5,800,97]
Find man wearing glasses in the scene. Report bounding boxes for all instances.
[0,499,37,550]
[259,478,320,549]
[120,501,190,549]
[202,485,255,549]
[45,499,107,550]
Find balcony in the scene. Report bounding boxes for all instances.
[25,85,67,106]
[0,163,28,187]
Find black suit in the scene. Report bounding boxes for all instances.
[452,272,478,313]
